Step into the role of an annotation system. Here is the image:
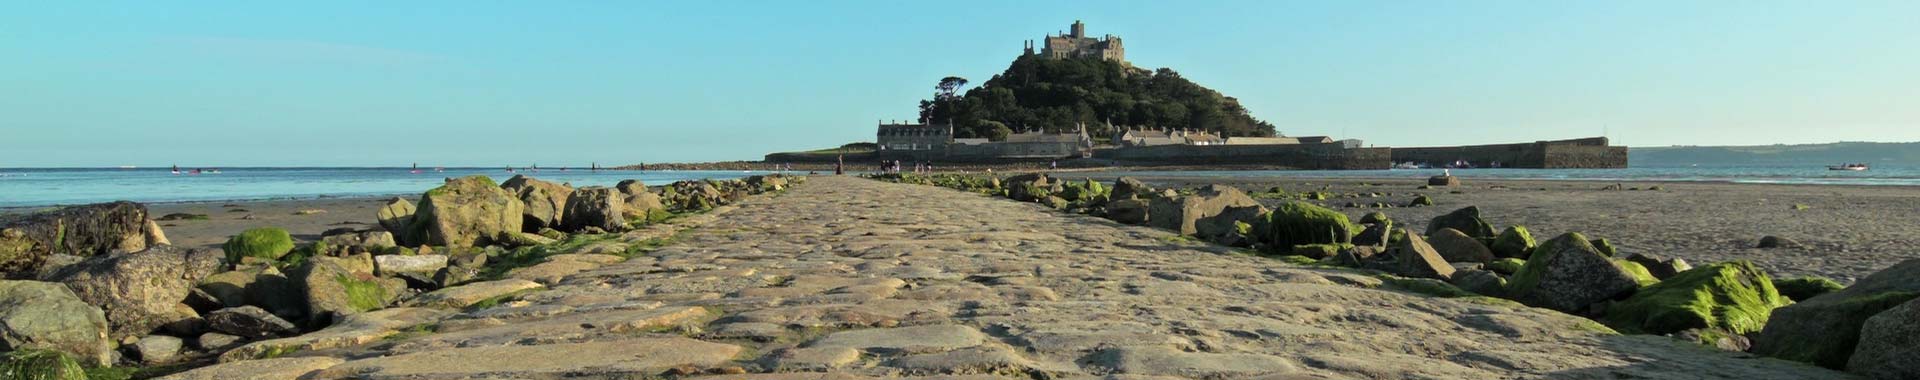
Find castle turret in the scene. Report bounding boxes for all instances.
[1070,20,1085,39]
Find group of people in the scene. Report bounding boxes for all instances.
[878,160,934,174]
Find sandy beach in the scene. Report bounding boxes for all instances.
[1053,173,1920,283]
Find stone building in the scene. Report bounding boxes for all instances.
[1024,20,1125,63]
[876,121,950,152]
[875,121,1091,161]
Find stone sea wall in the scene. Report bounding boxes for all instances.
[1092,143,1393,169]
[1391,137,1628,169]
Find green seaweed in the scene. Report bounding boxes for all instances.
[1589,238,1619,257]
[1490,225,1536,259]
[1,349,86,380]
[336,274,390,312]
[1600,261,1788,335]
[1614,259,1660,286]
[1773,277,1845,302]
[1486,258,1526,275]
[1257,201,1354,253]
[222,227,294,264]
[1376,275,1476,298]
[1408,195,1435,207]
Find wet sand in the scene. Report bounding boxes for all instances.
[142,197,392,249]
[1057,173,1920,283]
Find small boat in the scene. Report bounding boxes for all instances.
[1828,163,1869,171]
[171,165,181,175]
[410,163,422,174]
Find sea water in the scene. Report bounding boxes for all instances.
[1096,164,1920,187]
[0,167,772,208]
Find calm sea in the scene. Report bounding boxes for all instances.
[1092,164,1920,187]
[0,167,774,208]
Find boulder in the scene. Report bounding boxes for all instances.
[205,306,299,339]
[493,231,556,248]
[1752,259,1920,369]
[1352,222,1390,247]
[48,245,223,341]
[500,175,574,233]
[0,280,111,366]
[132,335,184,365]
[1504,232,1644,313]
[292,254,406,326]
[375,197,418,245]
[1110,177,1153,200]
[1408,195,1435,207]
[1004,174,1052,202]
[223,227,294,264]
[1757,235,1801,249]
[1624,253,1691,280]
[1105,199,1150,225]
[1427,206,1496,239]
[1058,179,1107,203]
[374,254,449,279]
[615,180,667,220]
[562,187,628,233]
[1774,277,1845,302]
[318,231,397,251]
[405,279,544,309]
[1601,261,1788,335]
[1428,175,1461,186]
[144,220,171,247]
[664,180,728,211]
[1148,185,1259,236]
[744,175,789,193]
[1848,297,1920,379]
[1357,212,1391,226]
[1486,258,1525,275]
[193,332,241,351]
[1427,228,1495,263]
[1490,225,1536,259]
[1450,269,1507,295]
[0,201,150,274]
[414,176,526,247]
[1255,201,1353,251]
[1382,230,1454,281]
[1195,204,1267,243]
[1590,238,1620,257]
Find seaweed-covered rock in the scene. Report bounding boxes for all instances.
[223,227,294,264]
[1351,222,1390,247]
[205,306,298,339]
[500,175,573,233]
[1590,238,1620,257]
[0,201,151,274]
[1148,185,1259,236]
[1105,199,1150,225]
[292,254,406,327]
[1289,243,1350,260]
[1848,297,1920,379]
[1057,179,1107,204]
[375,197,418,246]
[1427,206,1495,239]
[1428,175,1460,186]
[561,187,628,233]
[0,280,111,366]
[1624,253,1691,280]
[1357,212,1391,226]
[614,180,666,221]
[1757,235,1801,249]
[1110,177,1152,201]
[47,245,223,341]
[1775,277,1845,302]
[1195,204,1266,244]
[1601,261,1788,335]
[1408,195,1435,207]
[1427,228,1494,264]
[1486,258,1525,275]
[1490,225,1536,259]
[1382,231,1455,281]
[664,180,727,212]
[414,176,525,248]
[1752,259,1920,369]
[1255,201,1353,251]
[1004,174,1052,202]
[1505,232,1643,313]
[744,175,789,193]
[1450,269,1506,295]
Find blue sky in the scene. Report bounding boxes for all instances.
[4,1,1917,167]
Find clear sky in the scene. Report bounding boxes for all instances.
[4,1,1918,167]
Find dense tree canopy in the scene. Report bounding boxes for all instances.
[919,54,1276,140]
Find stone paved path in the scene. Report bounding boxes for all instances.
[169,176,1850,380]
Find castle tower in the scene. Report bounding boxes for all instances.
[1070,20,1085,39]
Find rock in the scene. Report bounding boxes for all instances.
[494,231,556,248]
[1110,176,1153,200]
[1148,185,1259,236]
[1352,222,1390,247]
[193,332,240,351]
[144,220,171,247]
[500,175,574,233]
[562,186,629,233]
[1774,276,1845,302]
[413,175,526,247]
[763,347,861,371]
[154,357,344,380]
[47,245,223,341]
[1450,269,1507,295]
[405,279,544,309]
[1601,261,1788,335]
[665,180,728,211]
[1624,253,1691,280]
[375,254,449,278]
[1757,235,1800,249]
[1408,194,1435,207]
[0,201,150,274]
[318,231,397,251]
[205,306,299,339]
[1677,328,1753,352]
[1358,211,1391,226]
[1003,173,1052,202]
[292,254,406,326]
[131,334,183,365]
[1382,230,1455,281]
[1427,206,1496,239]
[810,324,986,355]
[0,280,111,366]
[1504,232,1644,313]
[222,227,293,264]
[1105,198,1150,224]
[1848,297,1920,379]
[308,338,741,379]
[744,175,789,193]
[219,307,449,362]
[1490,225,1536,259]
[1428,228,1495,263]
[1085,346,1296,378]
[616,179,667,220]
[1254,201,1352,251]
[1753,259,1920,369]
[1194,204,1266,244]
[1590,238,1620,257]
[376,197,419,245]
[1486,258,1526,275]
[1429,175,1461,186]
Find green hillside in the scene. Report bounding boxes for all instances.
[918,55,1276,140]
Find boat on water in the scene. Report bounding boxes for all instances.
[1828,163,1870,171]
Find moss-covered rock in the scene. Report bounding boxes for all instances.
[1487,258,1525,275]
[1774,277,1845,302]
[1256,201,1354,251]
[1490,225,1536,259]
[225,227,296,265]
[0,349,87,380]
[1357,212,1391,226]
[1613,259,1660,286]
[1288,243,1353,260]
[1505,232,1643,313]
[1752,258,1920,369]
[1408,195,1435,207]
[1426,206,1495,239]
[1848,297,1920,379]
[1589,238,1619,257]
[1427,228,1495,264]
[1601,261,1788,335]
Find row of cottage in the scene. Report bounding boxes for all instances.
[874,121,1348,161]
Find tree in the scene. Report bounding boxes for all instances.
[917,55,1275,139]
[936,76,969,99]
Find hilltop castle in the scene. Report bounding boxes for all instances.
[1024,20,1125,63]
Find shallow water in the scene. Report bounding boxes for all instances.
[0,167,773,207]
[1097,164,1920,186]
